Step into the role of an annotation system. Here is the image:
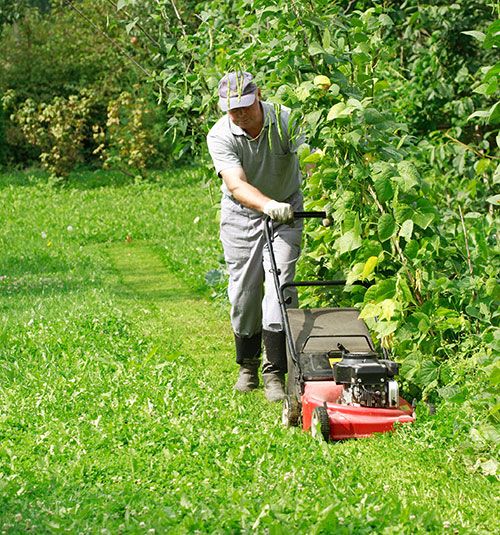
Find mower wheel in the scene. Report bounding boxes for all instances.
[282,395,301,427]
[311,406,330,442]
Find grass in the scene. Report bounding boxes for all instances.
[0,168,497,533]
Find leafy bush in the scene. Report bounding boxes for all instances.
[0,3,131,103]
[13,92,94,178]
[0,1,152,168]
[386,0,497,135]
[93,89,164,177]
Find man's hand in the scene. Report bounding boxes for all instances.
[263,200,294,224]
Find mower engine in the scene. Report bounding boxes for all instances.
[333,346,400,408]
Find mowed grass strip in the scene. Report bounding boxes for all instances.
[106,240,230,358]
[0,168,497,534]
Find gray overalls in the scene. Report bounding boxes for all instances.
[220,191,303,336]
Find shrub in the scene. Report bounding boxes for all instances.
[93,89,164,177]
[0,1,148,167]
[13,92,94,178]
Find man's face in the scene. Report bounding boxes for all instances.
[227,92,262,131]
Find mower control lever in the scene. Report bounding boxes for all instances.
[337,343,349,354]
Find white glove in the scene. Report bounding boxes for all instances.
[263,200,294,224]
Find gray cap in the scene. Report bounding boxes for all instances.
[218,72,257,112]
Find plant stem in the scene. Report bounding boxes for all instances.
[169,0,187,37]
[458,204,474,276]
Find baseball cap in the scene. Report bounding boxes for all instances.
[218,72,257,112]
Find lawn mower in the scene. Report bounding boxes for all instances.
[264,211,415,441]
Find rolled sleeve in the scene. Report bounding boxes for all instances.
[207,133,241,176]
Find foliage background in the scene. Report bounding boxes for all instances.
[0,0,498,466]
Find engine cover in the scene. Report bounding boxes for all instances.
[333,352,391,385]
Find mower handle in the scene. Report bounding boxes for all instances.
[293,211,327,219]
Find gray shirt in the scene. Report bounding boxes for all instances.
[206,101,304,201]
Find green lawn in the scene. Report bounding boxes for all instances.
[0,169,497,533]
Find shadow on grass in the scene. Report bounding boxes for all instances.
[0,251,100,299]
[0,252,72,278]
[0,165,211,191]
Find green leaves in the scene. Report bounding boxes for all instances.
[363,108,385,125]
[464,20,500,127]
[302,150,325,164]
[334,229,362,255]
[362,256,378,279]
[399,219,414,241]
[322,27,331,49]
[327,102,354,121]
[469,102,500,125]
[393,200,435,230]
[364,279,397,304]
[488,102,500,125]
[484,19,500,49]
[346,256,378,284]
[377,214,396,242]
[359,298,398,322]
[415,361,439,388]
[412,199,436,229]
[486,194,500,206]
[116,0,131,11]
[396,161,419,191]
[373,176,394,202]
[308,42,325,56]
[461,30,485,42]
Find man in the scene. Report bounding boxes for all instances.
[206,71,304,402]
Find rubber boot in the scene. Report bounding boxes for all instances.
[262,330,287,402]
[262,374,285,402]
[234,332,262,392]
[234,360,260,392]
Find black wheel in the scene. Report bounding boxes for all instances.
[311,406,330,442]
[282,395,301,427]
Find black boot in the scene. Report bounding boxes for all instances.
[262,330,287,402]
[234,332,262,392]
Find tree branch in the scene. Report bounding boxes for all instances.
[445,132,499,161]
[105,0,161,49]
[65,0,157,85]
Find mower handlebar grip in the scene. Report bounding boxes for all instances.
[293,211,332,226]
[293,211,327,219]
